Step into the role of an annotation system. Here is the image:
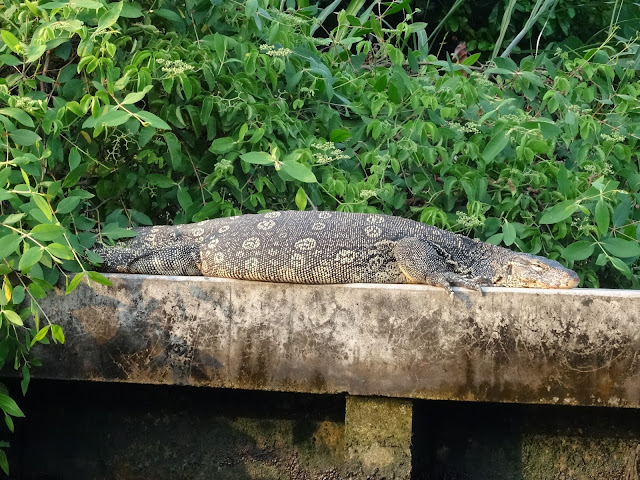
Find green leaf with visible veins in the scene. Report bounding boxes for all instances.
[18,247,43,271]
[280,161,317,183]
[562,241,594,261]
[241,152,274,165]
[0,394,25,417]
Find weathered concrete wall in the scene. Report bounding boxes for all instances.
[345,396,413,479]
[11,380,346,480]
[36,274,640,408]
[10,380,640,480]
[413,400,640,480]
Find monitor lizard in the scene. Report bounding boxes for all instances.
[93,210,579,294]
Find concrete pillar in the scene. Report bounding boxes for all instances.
[344,395,413,479]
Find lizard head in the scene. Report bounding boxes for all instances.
[491,252,580,289]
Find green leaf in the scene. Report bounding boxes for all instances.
[601,238,640,258]
[30,224,65,241]
[11,286,24,304]
[9,129,41,146]
[32,194,53,221]
[66,272,85,294]
[595,200,610,235]
[562,241,594,261]
[69,0,104,8]
[0,394,24,417]
[30,325,50,346]
[330,129,350,143]
[209,137,237,154]
[177,189,192,211]
[56,196,83,214]
[28,282,46,299]
[101,223,136,240]
[502,221,516,246]
[63,163,89,188]
[280,161,317,183]
[47,243,74,260]
[200,97,214,125]
[137,111,171,129]
[164,132,182,169]
[246,0,258,18]
[20,364,30,396]
[87,271,112,286]
[0,235,22,259]
[481,129,509,162]
[557,165,569,197]
[118,2,140,16]
[138,126,156,147]
[129,209,153,225]
[0,448,8,475]
[96,109,131,127]
[51,324,65,344]
[2,213,24,225]
[241,152,274,165]
[0,108,34,127]
[613,197,632,227]
[0,30,20,53]
[69,147,81,170]
[610,257,631,278]
[0,53,21,66]
[146,174,175,188]
[24,43,46,63]
[295,187,307,210]
[4,413,13,433]
[153,8,185,27]
[97,1,123,31]
[540,200,578,224]
[3,310,23,326]
[121,86,152,105]
[18,246,44,271]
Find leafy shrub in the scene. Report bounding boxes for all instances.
[416,0,640,59]
[0,0,639,473]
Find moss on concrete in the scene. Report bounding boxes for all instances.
[345,396,413,480]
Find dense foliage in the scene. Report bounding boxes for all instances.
[416,0,640,59]
[0,0,639,473]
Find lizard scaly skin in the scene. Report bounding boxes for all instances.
[93,211,579,293]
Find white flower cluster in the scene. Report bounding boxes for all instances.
[470,72,493,87]
[156,58,195,76]
[456,211,484,229]
[501,113,526,124]
[215,158,233,174]
[359,189,377,200]
[311,141,349,165]
[259,45,293,57]
[272,10,307,26]
[448,121,480,135]
[12,96,43,113]
[582,163,614,176]
[600,132,626,143]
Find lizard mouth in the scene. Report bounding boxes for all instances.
[560,274,580,289]
[529,273,580,289]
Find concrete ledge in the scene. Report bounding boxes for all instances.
[36,274,640,408]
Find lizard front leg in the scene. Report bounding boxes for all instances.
[393,237,487,296]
